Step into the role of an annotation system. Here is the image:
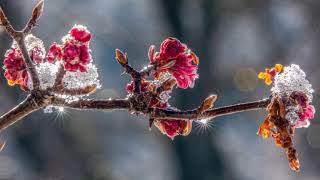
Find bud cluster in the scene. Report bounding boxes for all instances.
[257,64,315,171]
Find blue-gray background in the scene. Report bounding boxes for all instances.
[0,0,319,180]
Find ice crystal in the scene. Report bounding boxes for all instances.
[271,64,314,102]
[285,105,300,125]
[38,61,60,89]
[63,63,101,90]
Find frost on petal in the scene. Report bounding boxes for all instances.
[271,64,314,102]
[63,63,101,90]
[25,34,46,63]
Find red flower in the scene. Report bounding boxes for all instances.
[29,46,45,64]
[70,25,91,43]
[47,43,62,63]
[155,118,193,140]
[3,48,28,89]
[62,42,90,72]
[48,25,92,72]
[152,38,199,89]
[158,37,186,60]
[154,102,193,139]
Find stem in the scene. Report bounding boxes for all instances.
[16,34,40,89]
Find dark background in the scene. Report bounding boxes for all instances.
[0,0,320,179]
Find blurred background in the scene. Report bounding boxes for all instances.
[0,0,320,179]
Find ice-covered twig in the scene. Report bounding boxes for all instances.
[0,2,42,89]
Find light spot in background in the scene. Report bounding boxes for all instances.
[233,68,258,92]
[307,124,320,149]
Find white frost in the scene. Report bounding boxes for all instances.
[63,63,101,90]
[271,64,314,102]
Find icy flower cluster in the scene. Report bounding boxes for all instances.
[258,64,315,129]
[47,24,92,72]
[271,64,314,102]
[3,34,46,90]
[258,64,316,171]
[2,25,100,96]
[271,64,315,128]
[124,37,200,139]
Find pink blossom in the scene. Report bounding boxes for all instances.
[153,38,199,89]
[155,118,192,140]
[3,48,28,90]
[70,26,91,43]
[62,42,90,72]
[295,105,315,128]
[158,37,186,60]
[47,43,62,62]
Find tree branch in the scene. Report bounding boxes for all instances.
[151,98,270,120]
[0,95,40,132]
[51,97,131,111]
[50,97,270,121]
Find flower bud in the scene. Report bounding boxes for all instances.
[31,0,44,22]
[115,49,128,65]
[198,95,217,113]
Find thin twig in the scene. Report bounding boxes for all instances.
[0,6,41,89]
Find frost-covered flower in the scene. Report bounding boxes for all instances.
[48,25,92,72]
[257,64,316,171]
[69,24,91,43]
[271,64,314,101]
[47,43,62,62]
[151,38,199,89]
[3,34,45,90]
